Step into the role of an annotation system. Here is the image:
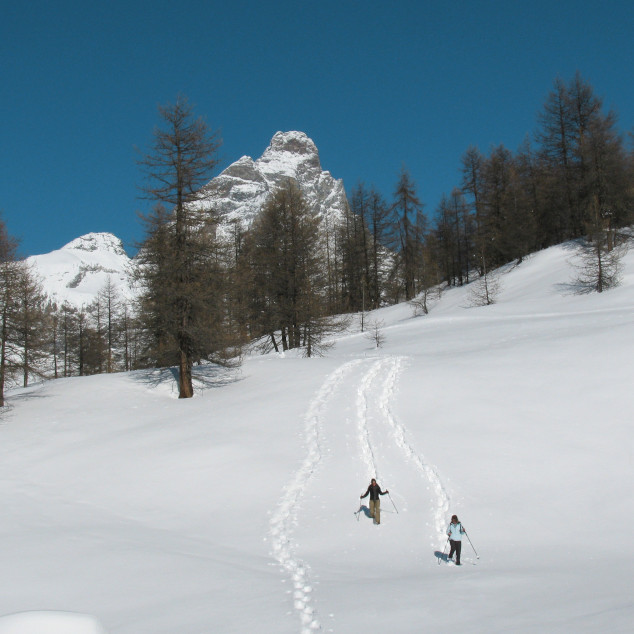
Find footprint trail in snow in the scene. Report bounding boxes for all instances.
[269,360,361,633]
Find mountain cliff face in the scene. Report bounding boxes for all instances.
[26,233,133,308]
[203,131,348,235]
[29,132,346,307]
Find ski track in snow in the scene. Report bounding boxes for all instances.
[376,357,450,541]
[271,355,451,632]
[355,358,385,477]
[356,356,450,542]
[269,359,361,633]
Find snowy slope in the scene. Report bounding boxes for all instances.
[26,233,133,308]
[1,243,633,633]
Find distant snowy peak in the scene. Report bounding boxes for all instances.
[204,131,348,233]
[62,232,127,257]
[27,133,347,307]
[27,232,133,308]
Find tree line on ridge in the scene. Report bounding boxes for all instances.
[0,73,632,400]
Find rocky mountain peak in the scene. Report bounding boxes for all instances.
[62,232,127,257]
[266,130,319,159]
[203,131,347,236]
[28,133,347,307]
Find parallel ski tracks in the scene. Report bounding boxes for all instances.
[356,356,449,537]
[375,357,450,539]
[269,355,450,632]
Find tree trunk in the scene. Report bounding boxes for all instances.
[179,350,193,398]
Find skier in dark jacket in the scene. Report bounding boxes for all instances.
[360,478,388,524]
[447,514,466,565]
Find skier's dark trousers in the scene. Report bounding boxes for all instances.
[360,479,389,524]
[447,514,465,565]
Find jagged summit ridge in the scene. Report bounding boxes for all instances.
[62,232,127,256]
[204,131,347,234]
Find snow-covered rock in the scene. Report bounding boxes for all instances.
[203,131,348,235]
[26,232,133,308]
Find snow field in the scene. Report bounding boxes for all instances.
[1,242,633,632]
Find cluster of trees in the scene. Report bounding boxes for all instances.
[48,280,140,378]
[0,224,47,405]
[0,225,141,406]
[133,98,407,398]
[236,180,327,355]
[2,75,631,401]
[289,76,632,316]
[434,73,633,292]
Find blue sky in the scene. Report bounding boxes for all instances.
[2,0,633,256]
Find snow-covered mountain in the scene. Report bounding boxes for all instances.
[27,132,345,308]
[203,130,348,236]
[26,232,133,308]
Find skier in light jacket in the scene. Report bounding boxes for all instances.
[447,515,465,565]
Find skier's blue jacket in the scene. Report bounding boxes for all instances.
[447,522,465,541]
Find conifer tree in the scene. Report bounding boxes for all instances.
[0,218,20,406]
[136,97,225,398]
[367,187,391,308]
[13,264,48,386]
[535,73,632,246]
[391,167,425,300]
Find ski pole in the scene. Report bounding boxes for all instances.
[463,528,479,559]
[387,492,398,514]
[355,503,361,521]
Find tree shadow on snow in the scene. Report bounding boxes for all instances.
[131,367,178,390]
[7,390,49,403]
[553,280,589,296]
[131,364,243,394]
[2,385,51,418]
